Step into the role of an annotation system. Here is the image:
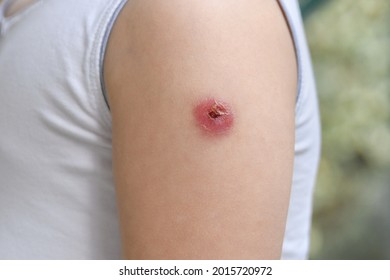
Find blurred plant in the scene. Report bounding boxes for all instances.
[300,0,390,259]
[299,0,328,18]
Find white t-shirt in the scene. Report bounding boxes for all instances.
[0,0,321,259]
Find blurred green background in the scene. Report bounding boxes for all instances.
[298,0,390,259]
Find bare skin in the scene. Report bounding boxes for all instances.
[104,0,297,259]
[2,0,38,18]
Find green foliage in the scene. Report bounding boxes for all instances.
[300,0,390,259]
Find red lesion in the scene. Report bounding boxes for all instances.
[193,98,234,136]
[207,102,229,119]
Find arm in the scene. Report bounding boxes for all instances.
[104,0,297,259]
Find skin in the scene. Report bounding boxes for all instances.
[2,0,38,18]
[105,0,297,259]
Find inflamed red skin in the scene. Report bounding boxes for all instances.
[193,98,234,136]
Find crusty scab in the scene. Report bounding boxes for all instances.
[194,98,234,136]
[208,102,230,119]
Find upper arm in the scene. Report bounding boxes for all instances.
[104,0,297,259]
